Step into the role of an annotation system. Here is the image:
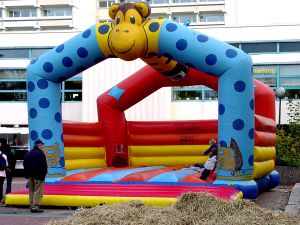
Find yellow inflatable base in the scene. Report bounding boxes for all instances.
[5,194,177,207]
[5,192,243,207]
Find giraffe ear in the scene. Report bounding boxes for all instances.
[109,4,120,19]
[135,2,151,18]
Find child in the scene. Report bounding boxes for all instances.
[200,139,218,180]
[202,139,218,156]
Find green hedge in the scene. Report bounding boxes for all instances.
[276,124,300,167]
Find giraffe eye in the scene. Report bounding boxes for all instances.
[130,16,135,24]
[116,16,120,24]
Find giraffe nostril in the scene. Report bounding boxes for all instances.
[116,29,120,32]
[124,30,129,33]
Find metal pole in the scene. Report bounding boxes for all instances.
[275,87,285,130]
[278,98,282,129]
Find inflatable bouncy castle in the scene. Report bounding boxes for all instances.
[6,2,279,207]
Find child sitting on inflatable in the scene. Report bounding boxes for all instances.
[200,139,218,180]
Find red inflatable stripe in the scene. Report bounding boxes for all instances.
[180,171,217,183]
[254,131,276,146]
[61,168,125,182]
[255,115,276,133]
[128,133,218,145]
[64,134,104,147]
[128,120,218,134]
[12,184,240,199]
[63,122,102,135]
[119,166,183,182]
[254,80,275,120]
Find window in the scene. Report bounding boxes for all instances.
[172,86,218,101]
[199,0,224,2]
[173,90,202,100]
[0,70,27,101]
[200,13,224,23]
[99,0,115,8]
[173,0,196,3]
[279,65,300,76]
[228,43,240,49]
[251,64,300,100]
[64,80,82,90]
[0,70,82,102]
[285,89,300,99]
[226,41,300,53]
[256,78,277,87]
[9,9,36,18]
[204,89,217,100]
[148,0,169,4]
[0,48,52,59]
[149,14,168,20]
[173,85,217,101]
[172,63,300,101]
[241,43,277,53]
[280,77,300,86]
[0,92,27,101]
[43,8,72,17]
[31,48,52,58]
[0,70,26,79]
[280,42,300,52]
[0,49,29,58]
[62,75,82,102]
[0,81,26,90]
[278,65,300,99]
[253,65,277,76]
[64,92,82,101]
[252,65,277,87]
[173,14,196,24]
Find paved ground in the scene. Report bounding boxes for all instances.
[255,185,294,211]
[285,183,300,216]
[0,177,298,225]
[0,177,74,225]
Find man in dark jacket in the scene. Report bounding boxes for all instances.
[23,139,48,213]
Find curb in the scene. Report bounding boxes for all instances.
[285,183,300,216]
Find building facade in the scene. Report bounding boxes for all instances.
[1,0,300,132]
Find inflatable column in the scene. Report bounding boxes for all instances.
[27,25,107,177]
[154,19,254,180]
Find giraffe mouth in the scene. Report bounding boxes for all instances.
[111,41,135,54]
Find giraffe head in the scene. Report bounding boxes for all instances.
[108,2,151,61]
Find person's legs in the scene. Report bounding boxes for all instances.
[5,172,12,194]
[200,169,210,180]
[0,177,5,203]
[28,177,34,209]
[31,179,44,211]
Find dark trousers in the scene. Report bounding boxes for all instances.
[0,176,5,201]
[5,172,12,194]
[200,169,211,180]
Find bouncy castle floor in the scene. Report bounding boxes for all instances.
[6,166,242,207]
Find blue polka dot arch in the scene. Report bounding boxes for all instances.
[158,19,254,180]
[27,25,106,177]
[27,18,254,180]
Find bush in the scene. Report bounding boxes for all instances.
[276,125,300,167]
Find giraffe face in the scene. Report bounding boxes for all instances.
[108,3,151,61]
